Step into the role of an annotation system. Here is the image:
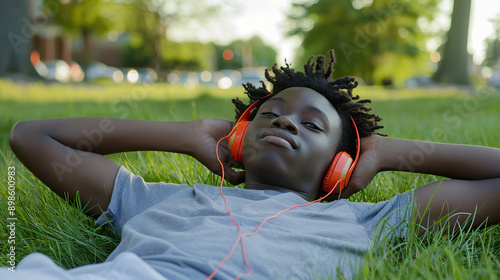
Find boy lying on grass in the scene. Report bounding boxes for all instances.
[3,50,500,280]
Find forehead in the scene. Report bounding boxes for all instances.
[264,87,338,118]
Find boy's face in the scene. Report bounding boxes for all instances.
[242,87,342,199]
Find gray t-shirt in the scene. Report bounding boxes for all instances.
[94,166,413,280]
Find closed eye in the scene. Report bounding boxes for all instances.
[303,122,323,132]
[261,112,279,117]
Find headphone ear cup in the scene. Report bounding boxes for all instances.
[227,120,251,162]
[322,152,353,194]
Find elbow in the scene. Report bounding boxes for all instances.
[9,121,38,153]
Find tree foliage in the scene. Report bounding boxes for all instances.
[161,40,215,71]
[47,0,116,36]
[122,35,277,72]
[483,37,500,69]
[119,0,220,72]
[46,0,119,70]
[215,36,278,70]
[288,0,439,84]
[482,18,500,69]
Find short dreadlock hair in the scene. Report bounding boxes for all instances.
[232,49,384,161]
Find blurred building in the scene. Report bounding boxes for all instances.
[30,0,71,63]
[28,0,125,67]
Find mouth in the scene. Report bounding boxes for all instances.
[259,129,298,149]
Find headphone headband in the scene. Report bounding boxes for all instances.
[235,94,273,123]
[345,115,360,184]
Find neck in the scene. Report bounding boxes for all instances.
[243,177,317,201]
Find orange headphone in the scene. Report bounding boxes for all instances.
[227,95,361,194]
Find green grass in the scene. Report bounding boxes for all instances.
[0,79,499,278]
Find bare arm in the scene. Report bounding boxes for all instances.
[377,137,500,234]
[9,117,243,217]
[344,135,500,234]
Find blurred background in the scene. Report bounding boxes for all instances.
[0,0,500,88]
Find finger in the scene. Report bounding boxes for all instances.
[225,169,245,185]
[339,187,356,199]
[339,181,361,199]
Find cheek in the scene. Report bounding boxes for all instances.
[308,137,338,170]
[298,136,335,164]
[241,124,264,163]
[314,149,336,172]
[297,143,335,186]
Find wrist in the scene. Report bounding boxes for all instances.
[374,136,403,172]
[375,136,437,173]
[177,119,200,156]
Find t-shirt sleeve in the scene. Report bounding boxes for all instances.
[349,190,415,243]
[95,165,189,235]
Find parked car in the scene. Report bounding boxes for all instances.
[166,68,267,89]
[238,68,266,87]
[405,75,431,88]
[489,70,500,88]
[43,60,84,83]
[86,62,121,81]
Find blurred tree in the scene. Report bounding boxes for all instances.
[46,0,118,72]
[287,0,439,85]
[482,18,500,69]
[244,36,278,68]
[215,36,278,70]
[122,43,153,68]
[0,0,38,77]
[432,0,472,85]
[160,40,215,71]
[120,0,220,73]
[483,38,500,70]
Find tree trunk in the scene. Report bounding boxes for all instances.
[81,27,93,72]
[432,0,472,85]
[0,0,38,77]
[151,12,161,74]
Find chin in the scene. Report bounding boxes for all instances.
[245,150,288,173]
[244,150,287,175]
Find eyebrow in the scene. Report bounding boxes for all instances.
[266,97,330,126]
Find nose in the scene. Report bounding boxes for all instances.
[270,115,298,134]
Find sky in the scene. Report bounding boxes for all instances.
[465,0,500,64]
[168,0,500,65]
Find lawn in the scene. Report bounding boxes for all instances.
[0,79,499,279]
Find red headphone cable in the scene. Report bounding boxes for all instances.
[234,179,341,280]
[205,137,342,280]
[205,135,243,280]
